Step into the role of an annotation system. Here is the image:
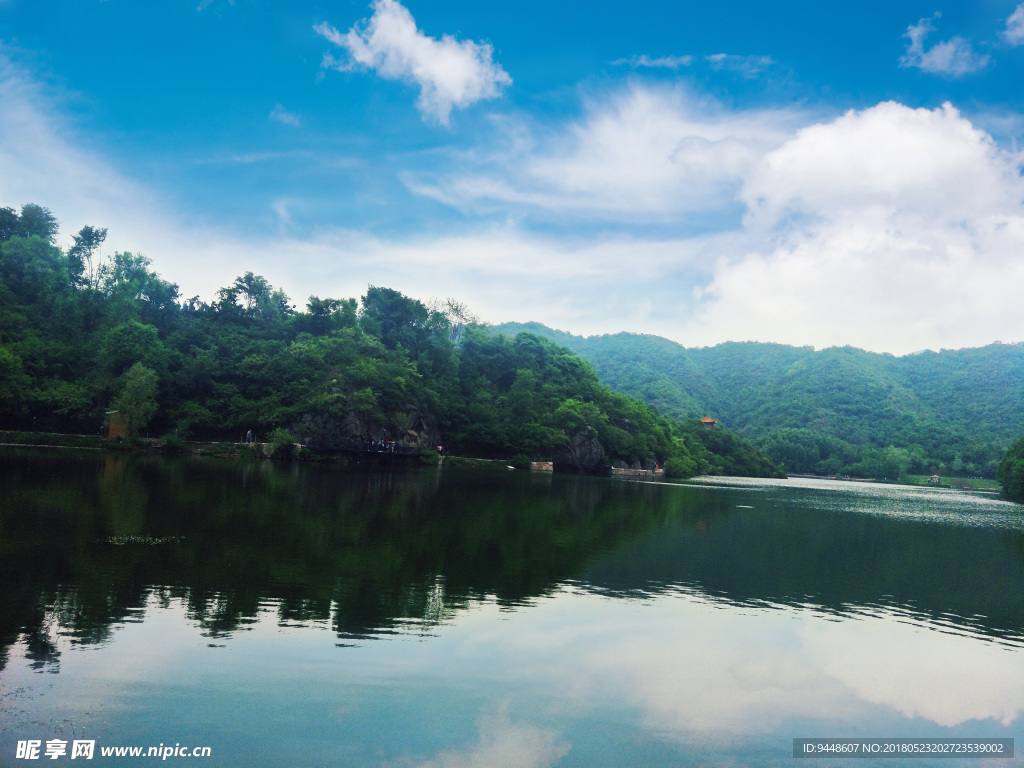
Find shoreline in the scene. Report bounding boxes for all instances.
[0,430,1003,491]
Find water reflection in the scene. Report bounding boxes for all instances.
[1,448,1022,765]
[1,448,1022,668]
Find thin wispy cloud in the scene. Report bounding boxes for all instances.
[705,53,775,78]
[612,53,773,78]
[0,49,159,249]
[612,54,694,69]
[269,104,301,127]
[407,85,802,220]
[315,0,511,125]
[1004,4,1024,45]
[900,13,989,76]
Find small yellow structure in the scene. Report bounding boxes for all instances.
[104,410,128,440]
[700,415,718,430]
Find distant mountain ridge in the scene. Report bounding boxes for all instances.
[491,323,1024,477]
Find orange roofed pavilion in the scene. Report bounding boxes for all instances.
[700,415,717,430]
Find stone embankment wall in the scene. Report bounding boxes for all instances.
[528,461,664,478]
[610,467,665,477]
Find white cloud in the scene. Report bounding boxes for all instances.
[688,101,1024,353]
[315,0,511,125]
[409,86,803,219]
[1004,4,1024,45]
[269,104,301,127]
[741,102,1017,225]
[900,14,989,76]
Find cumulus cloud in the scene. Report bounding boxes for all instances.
[741,102,1017,225]
[689,101,1024,353]
[315,0,511,125]
[900,14,989,76]
[1004,4,1024,45]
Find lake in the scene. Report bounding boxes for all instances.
[1,448,1022,766]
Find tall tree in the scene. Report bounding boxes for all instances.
[429,297,480,343]
[217,272,292,327]
[18,204,59,242]
[111,363,159,440]
[68,225,108,289]
[0,207,18,242]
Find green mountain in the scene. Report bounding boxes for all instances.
[492,323,1024,478]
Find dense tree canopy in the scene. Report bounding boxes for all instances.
[495,323,1024,480]
[0,202,783,478]
[997,437,1024,502]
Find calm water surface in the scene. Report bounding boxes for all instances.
[1,449,1023,767]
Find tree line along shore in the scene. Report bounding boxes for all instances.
[0,203,781,479]
[2,202,1022,497]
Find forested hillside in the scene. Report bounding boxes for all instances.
[0,203,782,478]
[493,323,1024,478]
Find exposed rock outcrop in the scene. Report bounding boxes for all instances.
[552,426,605,473]
[292,405,437,451]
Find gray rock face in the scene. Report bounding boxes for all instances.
[292,405,436,451]
[552,426,605,473]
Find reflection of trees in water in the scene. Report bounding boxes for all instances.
[0,451,691,662]
[581,488,1024,646]
[24,608,60,674]
[2,449,1022,671]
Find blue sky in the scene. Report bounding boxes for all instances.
[2,0,1023,353]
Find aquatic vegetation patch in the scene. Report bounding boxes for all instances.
[102,535,185,546]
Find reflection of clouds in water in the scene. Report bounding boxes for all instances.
[415,709,570,768]
[803,617,1024,727]
[565,602,863,735]
[461,592,1023,738]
